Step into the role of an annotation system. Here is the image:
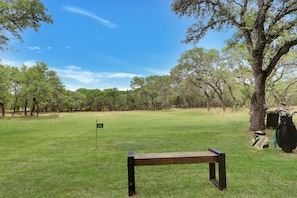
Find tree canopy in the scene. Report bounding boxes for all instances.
[172,0,297,130]
[0,0,53,50]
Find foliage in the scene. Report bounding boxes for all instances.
[0,63,65,116]
[0,0,53,51]
[171,47,246,111]
[0,64,10,116]
[2,50,297,115]
[172,0,297,131]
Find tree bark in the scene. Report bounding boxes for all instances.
[24,99,28,116]
[0,102,5,117]
[12,96,19,116]
[249,72,266,131]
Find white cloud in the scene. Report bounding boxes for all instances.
[0,58,37,67]
[65,65,81,70]
[145,67,170,76]
[63,6,119,29]
[27,46,42,53]
[54,65,138,84]
[64,84,82,91]
[0,58,21,66]
[23,60,38,67]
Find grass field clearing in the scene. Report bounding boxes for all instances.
[1,109,297,197]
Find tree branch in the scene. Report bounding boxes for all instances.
[264,39,297,78]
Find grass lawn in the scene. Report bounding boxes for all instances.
[1,108,297,197]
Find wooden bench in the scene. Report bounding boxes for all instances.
[127,148,226,196]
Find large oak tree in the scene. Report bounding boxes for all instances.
[172,0,297,130]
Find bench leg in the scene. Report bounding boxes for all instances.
[128,150,136,196]
[208,148,227,190]
[218,152,226,190]
[209,162,216,180]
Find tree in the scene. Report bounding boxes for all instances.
[18,62,63,116]
[0,64,10,116]
[173,0,297,130]
[130,77,150,110]
[171,47,235,111]
[62,90,85,112]
[222,46,254,107]
[0,0,53,51]
[102,88,120,111]
[8,66,22,115]
[265,50,297,107]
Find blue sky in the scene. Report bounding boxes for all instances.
[0,0,231,91]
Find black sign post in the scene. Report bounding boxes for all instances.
[96,120,104,149]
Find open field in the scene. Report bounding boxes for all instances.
[1,109,297,197]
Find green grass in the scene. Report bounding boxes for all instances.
[1,109,297,197]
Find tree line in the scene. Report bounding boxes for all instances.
[1,47,297,117]
[2,0,297,131]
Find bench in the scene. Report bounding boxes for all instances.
[127,148,226,196]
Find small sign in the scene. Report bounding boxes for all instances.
[97,123,104,128]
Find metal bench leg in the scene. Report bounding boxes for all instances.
[209,162,216,181]
[128,150,136,196]
[218,152,226,190]
[208,148,227,190]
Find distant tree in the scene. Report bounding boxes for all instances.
[0,64,10,116]
[266,50,297,107]
[76,88,102,111]
[130,77,150,110]
[43,70,65,112]
[222,47,254,107]
[171,47,234,111]
[102,88,120,111]
[63,90,85,111]
[8,66,22,115]
[18,62,63,116]
[0,0,53,51]
[173,0,297,130]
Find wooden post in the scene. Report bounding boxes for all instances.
[128,150,135,196]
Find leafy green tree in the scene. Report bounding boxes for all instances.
[0,0,53,51]
[172,47,232,111]
[62,90,85,111]
[43,70,65,112]
[222,47,254,107]
[76,88,102,111]
[155,75,172,110]
[102,88,120,111]
[130,77,150,110]
[266,51,297,107]
[172,0,297,130]
[18,62,63,116]
[0,64,10,116]
[8,66,22,115]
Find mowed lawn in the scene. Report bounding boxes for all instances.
[1,109,297,198]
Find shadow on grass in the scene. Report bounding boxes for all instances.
[116,139,160,150]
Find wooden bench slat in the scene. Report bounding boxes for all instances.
[134,151,217,166]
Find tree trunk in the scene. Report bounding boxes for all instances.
[34,97,39,116]
[0,102,5,117]
[31,98,35,116]
[12,96,18,116]
[249,73,266,131]
[24,99,28,116]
